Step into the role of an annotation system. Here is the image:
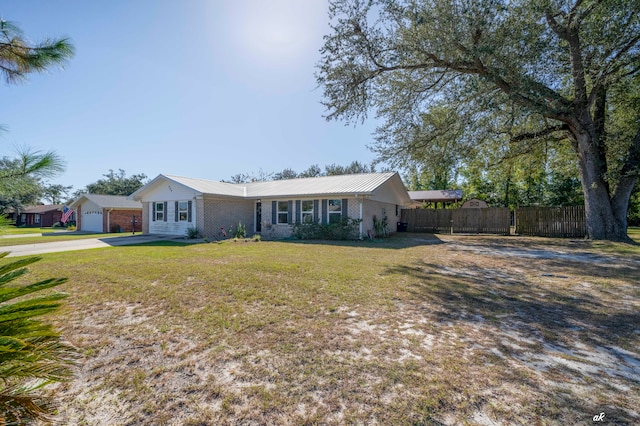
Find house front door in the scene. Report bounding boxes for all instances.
[256,202,262,232]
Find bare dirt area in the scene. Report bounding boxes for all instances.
[33,235,639,425]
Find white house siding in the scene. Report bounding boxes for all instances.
[201,198,254,239]
[147,201,196,236]
[79,200,103,232]
[144,183,199,236]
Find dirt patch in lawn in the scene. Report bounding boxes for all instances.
[33,235,640,425]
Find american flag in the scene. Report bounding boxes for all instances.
[61,206,74,224]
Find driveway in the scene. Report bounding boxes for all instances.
[2,234,183,257]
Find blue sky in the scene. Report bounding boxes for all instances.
[1,0,380,191]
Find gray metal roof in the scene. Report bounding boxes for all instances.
[71,194,142,209]
[163,175,246,197]
[164,172,399,198]
[409,190,463,202]
[243,172,398,198]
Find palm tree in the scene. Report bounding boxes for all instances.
[0,19,74,85]
[0,252,75,423]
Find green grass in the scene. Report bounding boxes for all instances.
[0,232,138,247]
[13,235,640,425]
[0,226,59,235]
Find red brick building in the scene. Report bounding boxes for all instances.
[69,194,143,233]
[15,205,65,227]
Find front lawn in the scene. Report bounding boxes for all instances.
[0,226,59,235]
[18,234,640,425]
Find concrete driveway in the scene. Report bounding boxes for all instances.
[2,234,183,257]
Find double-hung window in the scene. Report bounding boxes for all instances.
[277,201,289,224]
[302,200,314,223]
[328,199,342,224]
[178,201,188,221]
[154,202,164,221]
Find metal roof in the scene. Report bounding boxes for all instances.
[243,172,398,198]
[163,175,246,197]
[409,190,463,202]
[163,172,399,198]
[70,194,142,209]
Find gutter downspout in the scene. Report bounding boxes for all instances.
[356,194,363,240]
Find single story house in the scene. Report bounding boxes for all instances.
[129,172,413,239]
[69,194,143,233]
[14,205,64,227]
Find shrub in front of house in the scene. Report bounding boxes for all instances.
[292,218,361,240]
[185,227,200,239]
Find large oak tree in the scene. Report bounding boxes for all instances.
[317,0,640,241]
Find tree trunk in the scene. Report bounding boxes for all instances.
[575,132,631,241]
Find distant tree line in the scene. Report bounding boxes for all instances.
[227,161,381,184]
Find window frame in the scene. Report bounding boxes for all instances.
[178,201,189,222]
[154,202,165,221]
[328,199,342,224]
[277,201,289,224]
[301,200,314,223]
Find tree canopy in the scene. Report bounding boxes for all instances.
[230,161,380,183]
[317,0,640,241]
[80,169,148,196]
[0,149,66,215]
[0,19,74,85]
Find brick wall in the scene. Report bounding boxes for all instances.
[202,198,254,239]
[102,209,143,233]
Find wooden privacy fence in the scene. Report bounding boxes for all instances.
[400,208,511,235]
[515,206,586,238]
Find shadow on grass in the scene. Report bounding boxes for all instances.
[392,260,640,347]
[280,232,444,250]
[388,260,640,423]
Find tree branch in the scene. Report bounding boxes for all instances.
[510,124,570,143]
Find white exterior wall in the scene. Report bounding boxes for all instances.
[80,200,103,232]
[142,182,199,236]
[362,199,402,236]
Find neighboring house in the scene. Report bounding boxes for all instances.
[69,194,143,233]
[129,172,413,239]
[14,205,64,227]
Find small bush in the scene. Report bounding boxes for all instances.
[233,221,247,239]
[253,234,262,242]
[372,215,389,238]
[185,227,200,239]
[292,218,361,240]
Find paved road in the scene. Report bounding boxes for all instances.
[2,234,182,257]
